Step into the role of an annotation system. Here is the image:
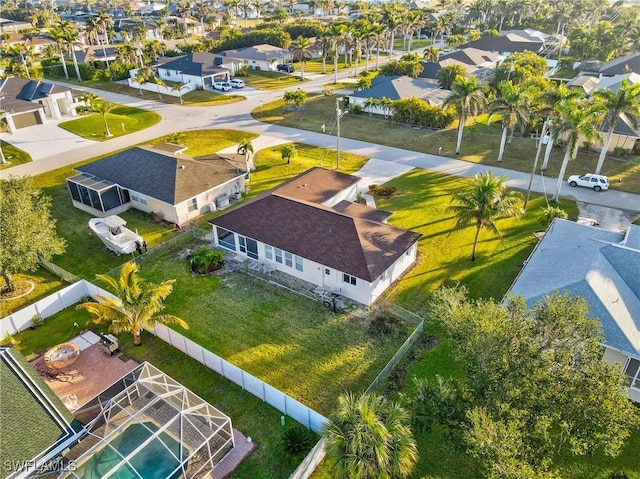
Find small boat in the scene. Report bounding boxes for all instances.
[89,215,147,255]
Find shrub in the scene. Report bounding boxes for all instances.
[369,184,397,198]
[613,146,629,157]
[543,206,568,226]
[282,425,313,456]
[368,314,401,337]
[191,246,224,274]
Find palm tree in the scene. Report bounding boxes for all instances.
[323,392,418,479]
[93,100,116,137]
[423,46,439,62]
[48,26,70,80]
[59,20,83,81]
[292,36,311,80]
[444,76,487,155]
[538,83,584,170]
[447,171,523,261]
[172,83,188,103]
[237,138,255,171]
[280,144,297,164]
[489,81,532,162]
[593,79,640,174]
[94,11,114,70]
[328,23,348,84]
[77,262,188,346]
[153,76,166,99]
[551,99,606,202]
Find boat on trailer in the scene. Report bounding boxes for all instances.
[89,215,147,255]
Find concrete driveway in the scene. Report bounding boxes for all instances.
[3,118,97,161]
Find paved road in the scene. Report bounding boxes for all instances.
[2,71,639,214]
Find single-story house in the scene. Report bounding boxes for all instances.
[77,45,118,66]
[599,51,640,77]
[419,47,504,83]
[66,145,247,226]
[112,17,160,42]
[508,219,640,402]
[460,28,550,56]
[0,32,54,55]
[0,76,84,132]
[0,17,32,33]
[219,44,290,71]
[0,347,84,479]
[156,52,233,88]
[349,75,452,114]
[209,168,422,306]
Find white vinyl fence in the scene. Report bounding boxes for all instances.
[152,323,330,434]
[127,78,197,97]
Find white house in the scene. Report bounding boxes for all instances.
[220,44,290,71]
[156,53,234,88]
[67,145,247,226]
[508,219,640,402]
[0,77,84,132]
[209,168,422,306]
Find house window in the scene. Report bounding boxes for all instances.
[295,256,303,272]
[325,268,330,275]
[265,245,273,260]
[275,248,283,264]
[217,227,235,251]
[188,197,198,213]
[625,358,640,389]
[131,193,147,205]
[285,252,293,267]
[343,273,357,286]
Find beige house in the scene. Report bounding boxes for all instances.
[67,144,247,226]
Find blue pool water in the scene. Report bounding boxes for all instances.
[73,422,186,479]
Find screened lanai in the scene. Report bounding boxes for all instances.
[58,363,234,479]
[67,173,131,214]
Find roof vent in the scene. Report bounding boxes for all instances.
[180,165,185,169]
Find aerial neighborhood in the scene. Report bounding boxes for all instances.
[1,0,640,478]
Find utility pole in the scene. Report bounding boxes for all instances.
[336,97,341,170]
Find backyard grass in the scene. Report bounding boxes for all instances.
[58,105,160,141]
[4,307,317,479]
[147,129,258,156]
[241,70,304,90]
[0,141,31,170]
[256,95,640,194]
[0,269,66,318]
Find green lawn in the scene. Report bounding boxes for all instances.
[0,141,31,170]
[58,105,160,141]
[257,95,640,194]
[147,129,258,157]
[0,269,67,318]
[3,307,317,479]
[241,70,304,90]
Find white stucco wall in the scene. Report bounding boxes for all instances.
[174,176,245,226]
[602,347,640,402]
[323,183,358,207]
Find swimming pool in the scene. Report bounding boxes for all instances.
[72,422,186,479]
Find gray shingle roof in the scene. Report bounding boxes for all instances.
[159,53,229,77]
[599,52,640,76]
[509,219,640,358]
[0,77,83,113]
[76,147,244,204]
[351,75,450,105]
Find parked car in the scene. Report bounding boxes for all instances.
[417,34,429,39]
[277,64,295,73]
[228,78,245,88]
[567,173,609,192]
[213,81,231,92]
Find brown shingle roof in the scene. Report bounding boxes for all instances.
[333,200,392,223]
[210,171,421,281]
[274,167,360,204]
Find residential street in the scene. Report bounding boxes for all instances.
[2,73,639,215]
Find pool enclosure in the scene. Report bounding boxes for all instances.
[66,173,131,215]
[59,363,234,479]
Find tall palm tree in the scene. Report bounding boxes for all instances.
[95,11,114,70]
[292,36,311,80]
[77,262,188,346]
[153,76,166,99]
[593,79,640,174]
[423,46,439,62]
[48,26,70,80]
[538,83,584,170]
[93,100,116,137]
[444,76,487,155]
[328,23,348,84]
[380,3,403,60]
[323,392,418,479]
[237,138,255,170]
[551,99,606,201]
[57,19,82,72]
[447,171,523,261]
[489,81,532,162]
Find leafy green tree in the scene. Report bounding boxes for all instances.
[0,176,66,292]
[379,58,423,78]
[78,262,188,346]
[280,144,297,164]
[489,81,533,162]
[429,287,640,473]
[444,75,487,155]
[492,51,548,85]
[323,392,418,479]
[447,171,523,261]
[593,79,640,174]
[436,64,466,90]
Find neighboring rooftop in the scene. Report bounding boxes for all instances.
[75,146,245,205]
[159,52,230,76]
[0,77,84,114]
[509,220,640,359]
[351,75,452,105]
[221,43,289,61]
[599,51,640,76]
[273,167,360,204]
[332,200,393,223]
